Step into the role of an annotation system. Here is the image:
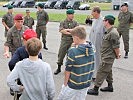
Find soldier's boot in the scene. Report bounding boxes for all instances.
[43,44,48,50]
[100,83,113,92]
[87,86,99,96]
[124,52,128,59]
[54,65,61,75]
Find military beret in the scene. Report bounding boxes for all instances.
[37,3,44,9]
[23,29,37,41]
[66,9,75,14]
[26,9,30,13]
[8,5,13,9]
[14,14,23,20]
[104,15,115,21]
[121,3,128,7]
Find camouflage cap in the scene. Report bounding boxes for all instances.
[66,9,75,14]
[104,15,115,21]
[8,5,13,9]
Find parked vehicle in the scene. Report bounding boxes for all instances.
[79,4,90,10]
[20,1,35,8]
[54,0,68,9]
[44,0,57,9]
[3,1,15,7]
[34,2,46,8]
[13,0,23,8]
[66,0,80,10]
[112,0,133,11]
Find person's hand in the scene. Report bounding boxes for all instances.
[6,27,9,31]
[19,86,24,92]
[3,51,10,58]
[65,29,73,32]
[116,54,121,59]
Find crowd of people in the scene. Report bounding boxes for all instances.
[1,2,133,100]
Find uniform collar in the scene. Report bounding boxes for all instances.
[106,26,113,34]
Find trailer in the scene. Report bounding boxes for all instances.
[112,0,133,11]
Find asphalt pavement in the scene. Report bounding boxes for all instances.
[0,19,133,100]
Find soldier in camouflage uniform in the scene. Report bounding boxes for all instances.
[4,14,28,58]
[54,9,78,75]
[87,15,120,96]
[2,5,14,37]
[36,3,49,50]
[117,3,133,58]
[23,9,34,29]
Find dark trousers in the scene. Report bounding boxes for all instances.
[36,25,47,45]
[95,59,115,87]
[57,37,73,66]
[118,30,129,52]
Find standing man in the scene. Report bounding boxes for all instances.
[117,3,133,58]
[4,14,28,58]
[89,6,105,80]
[2,5,14,37]
[87,15,120,96]
[23,9,34,29]
[54,9,78,75]
[36,3,49,50]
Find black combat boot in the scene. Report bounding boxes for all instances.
[124,52,128,59]
[43,44,48,50]
[100,83,113,92]
[54,65,61,75]
[87,86,99,95]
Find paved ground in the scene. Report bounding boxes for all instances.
[0,20,133,100]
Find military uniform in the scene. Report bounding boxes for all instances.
[36,9,49,49]
[95,27,120,87]
[2,12,14,37]
[87,15,120,95]
[117,3,133,58]
[4,25,28,55]
[57,19,78,66]
[23,16,34,29]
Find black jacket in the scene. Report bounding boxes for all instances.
[8,46,42,71]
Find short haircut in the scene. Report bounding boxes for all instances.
[92,6,101,14]
[26,38,42,56]
[71,26,86,39]
[105,19,115,25]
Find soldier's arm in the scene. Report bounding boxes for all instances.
[59,22,71,35]
[45,12,49,24]
[2,16,9,30]
[114,48,121,59]
[4,32,12,58]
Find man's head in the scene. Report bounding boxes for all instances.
[66,9,75,20]
[121,3,128,12]
[91,6,101,19]
[14,14,24,29]
[8,5,13,13]
[103,15,115,27]
[26,38,42,56]
[37,3,44,10]
[71,26,86,45]
[26,9,30,16]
